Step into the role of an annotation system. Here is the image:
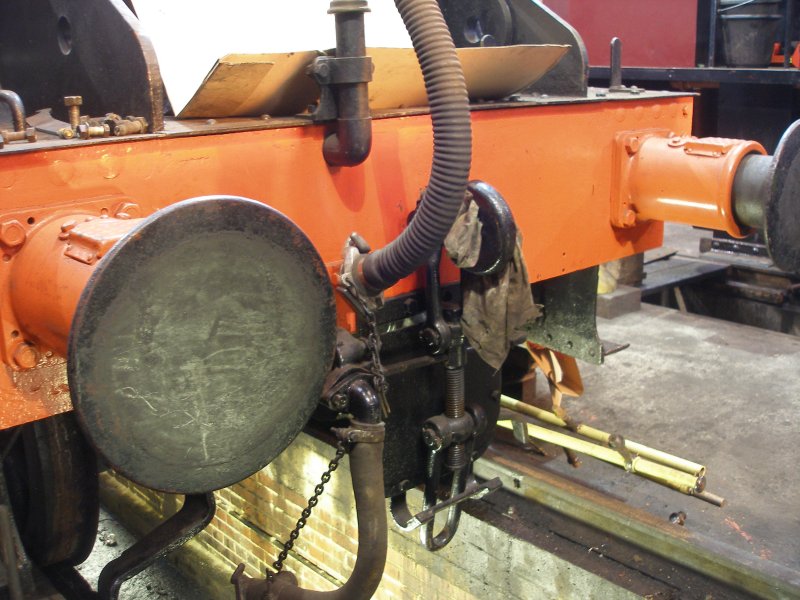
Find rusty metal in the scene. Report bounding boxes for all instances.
[63,96,82,129]
[0,128,36,145]
[232,418,388,600]
[76,122,110,139]
[0,0,164,131]
[1,413,98,567]
[107,115,147,136]
[268,439,348,580]
[97,492,215,600]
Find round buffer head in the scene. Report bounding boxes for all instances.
[68,196,336,494]
[765,119,800,273]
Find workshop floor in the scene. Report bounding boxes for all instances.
[538,302,800,575]
[75,508,214,600]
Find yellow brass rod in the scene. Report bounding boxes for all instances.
[500,395,706,477]
[496,420,702,495]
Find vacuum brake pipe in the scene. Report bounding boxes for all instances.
[231,380,387,600]
[322,1,373,166]
[354,0,472,295]
[499,397,725,507]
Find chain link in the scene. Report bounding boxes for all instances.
[338,273,390,417]
[363,308,390,416]
[268,440,348,580]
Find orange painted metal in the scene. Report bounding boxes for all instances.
[611,130,766,237]
[0,96,694,428]
[11,214,141,357]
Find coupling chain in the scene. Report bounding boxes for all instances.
[268,439,348,580]
[337,277,390,416]
[363,307,391,416]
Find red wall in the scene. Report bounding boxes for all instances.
[544,0,698,67]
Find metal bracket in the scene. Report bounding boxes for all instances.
[390,476,502,532]
[97,493,215,600]
[309,55,373,123]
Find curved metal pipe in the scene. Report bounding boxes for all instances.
[0,89,26,132]
[347,378,382,424]
[323,2,373,166]
[269,434,386,600]
[232,383,387,600]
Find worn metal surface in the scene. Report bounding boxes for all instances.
[0,0,163,131]
[1,413,98,568]
[68,197,336,494]
[355,290,501,498]
[763,120,800,273]
[506,0,588,96]
[98,493,215,600]
[528,267,603,364]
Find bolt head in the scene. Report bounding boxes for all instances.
[623,209,637,227]
[0,220,26,248]
[64,95,83,107]
[13,343,39,370]
[422,425,443,450]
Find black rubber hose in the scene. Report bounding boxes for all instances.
[359,0,472,294]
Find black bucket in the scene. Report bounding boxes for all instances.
[719,0,783,67]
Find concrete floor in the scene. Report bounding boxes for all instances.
[539,303,800,574]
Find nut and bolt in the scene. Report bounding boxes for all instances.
[0,220,27,249]
[622,209,637,227]
[421,425,444,451]
[330,393,348,411]
[108,116,148,136]
[77,122,111,140]
[420,328,441,349]
[669,511,687,526]
[13,342,39,370]
[1,127,37,144]
[64,95,83,128]
[58,127,75,140]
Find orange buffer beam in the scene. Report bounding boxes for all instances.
[612,130,766,237]
[0,96,693,427]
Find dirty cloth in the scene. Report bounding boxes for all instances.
[445,194,541,370]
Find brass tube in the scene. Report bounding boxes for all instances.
[497,420,702,495]
[500,396,706,477]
